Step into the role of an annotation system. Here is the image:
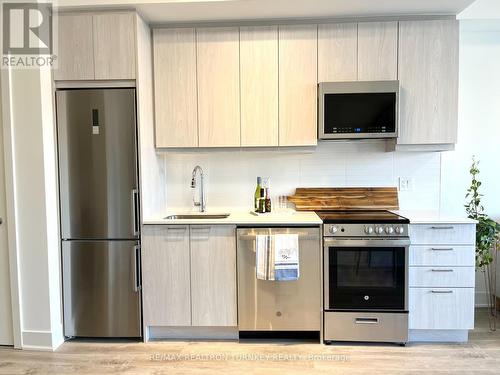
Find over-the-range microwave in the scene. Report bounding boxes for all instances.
[318,80,399,140]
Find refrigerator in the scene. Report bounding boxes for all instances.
[56,88,141,338]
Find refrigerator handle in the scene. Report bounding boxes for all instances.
[132,189,140,236]
[133,244,142,292]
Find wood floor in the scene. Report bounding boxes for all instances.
[1,309,499,375]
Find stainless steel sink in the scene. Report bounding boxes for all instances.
[164,213,230,220]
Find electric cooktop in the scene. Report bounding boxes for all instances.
[316,210,410,224]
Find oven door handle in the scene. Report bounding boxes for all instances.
[323,238,410,247]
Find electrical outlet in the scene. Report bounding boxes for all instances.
[398,177,414,192]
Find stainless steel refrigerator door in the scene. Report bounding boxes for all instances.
[57,89,139,240]
[62,240,141,338]
[237,227,321,331]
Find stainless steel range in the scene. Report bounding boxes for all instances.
[319,210,410,345]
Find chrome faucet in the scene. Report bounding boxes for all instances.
[191,165,206,212]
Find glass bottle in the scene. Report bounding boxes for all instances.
[254,177,262,211]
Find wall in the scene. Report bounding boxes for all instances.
[0,70,14,346]
[163,141,441,212]
[1,66,63,350]
[440,19,500,306]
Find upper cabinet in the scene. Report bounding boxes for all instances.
[279,25,318,146]
[240,26,279,147]
[54,12,136,81]
[55,14,94,81]
[153,28,198,148]
[398,20,459,147]
[196,27,241,147]
[93,13,136,80]
[318,23,357,82]
[358,22,398,81]
[149,19,458,149]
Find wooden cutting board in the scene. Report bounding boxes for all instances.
[287,187,399,211]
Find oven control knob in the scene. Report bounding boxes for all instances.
[375,227,384,234]
[395,226,404,234]
[329,226,338,234]
[364,226,374,234]
[385,226,394,234]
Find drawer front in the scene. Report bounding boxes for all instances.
[409,288,474,330]
[410,224,475,245]
[324,311,408,343]
[409,267,475,288]
[409,245,475,266]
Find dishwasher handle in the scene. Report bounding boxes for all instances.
[237,228,319,241]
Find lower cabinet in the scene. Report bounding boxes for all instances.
[408,222,476,341]
[142,225,237,332]
[142,225,191,326]
[190,226,237,326]
[409,288,474,330]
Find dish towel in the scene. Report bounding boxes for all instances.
[255,234,299,281]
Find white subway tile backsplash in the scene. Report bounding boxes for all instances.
[162,141,441,211]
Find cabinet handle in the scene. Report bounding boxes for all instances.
[166,226,187,231]
[431,247,454,251]
[191,226,211,231]
[431,290,453,294]
[431,269,454,272]
[191,226,211,239]
[430,226,454,230]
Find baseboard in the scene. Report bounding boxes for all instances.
[409,329,469,343]
[147,326,238,341]
[475,291,490,308]
[21,329,64,351]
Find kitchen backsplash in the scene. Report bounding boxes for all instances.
[162,140,441,211]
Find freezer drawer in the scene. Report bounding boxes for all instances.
[237,227,321,331]
[62,240,141,337]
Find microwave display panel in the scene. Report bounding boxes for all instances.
[323,92,396,135]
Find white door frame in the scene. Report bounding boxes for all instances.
[1,68,23,349]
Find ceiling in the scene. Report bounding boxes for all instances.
[57,0,477,24]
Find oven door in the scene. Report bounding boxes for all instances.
[324,238,409,312]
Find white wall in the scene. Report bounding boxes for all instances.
[441,19,500,306]
[1,67,63,350]
[162,141,441,212]
[0,70,14,346]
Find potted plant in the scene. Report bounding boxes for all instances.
[465,157,500,330]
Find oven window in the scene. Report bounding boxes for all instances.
[328,247,405,310]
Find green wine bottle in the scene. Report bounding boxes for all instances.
[254,177,262,211]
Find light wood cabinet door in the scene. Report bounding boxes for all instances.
[240,26,279,147]
[318,23,357,82]
[153,28,198,147]
[54,14,94,80]
[409,224,476,245]
[196,27,240,147]
[409,288,474,330]
[142,226,191,326]
[278,24,318,146]
[358,22,398,81]
[398,20,459,145]
[93,13,136,80]
[190,225,237,326]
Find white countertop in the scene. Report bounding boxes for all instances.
[143,210,323,225]
[143,208,476,226]
[392,210,477,224]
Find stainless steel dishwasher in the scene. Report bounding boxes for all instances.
[237,227,321,332]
